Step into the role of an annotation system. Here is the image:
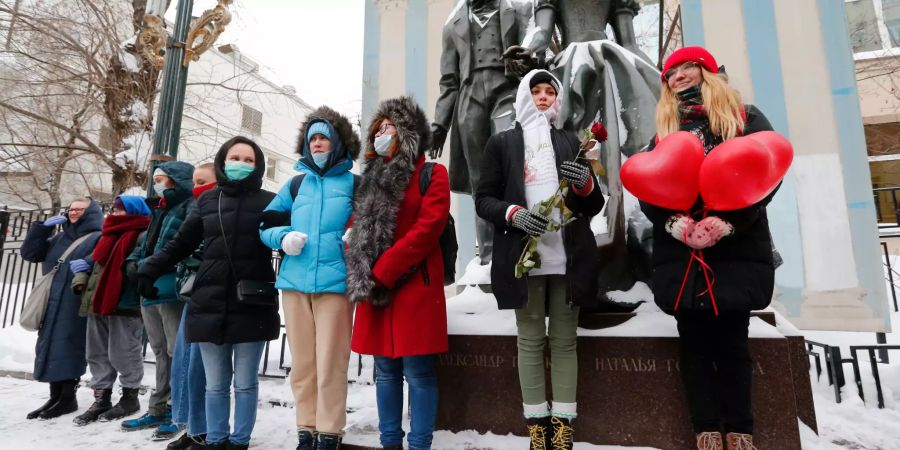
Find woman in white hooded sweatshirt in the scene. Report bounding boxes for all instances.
[475,70,605,450]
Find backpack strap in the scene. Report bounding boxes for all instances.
[289,174,305,201]
[419,162,436,196]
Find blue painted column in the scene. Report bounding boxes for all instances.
[361,0,381,129]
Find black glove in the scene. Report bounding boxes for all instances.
[510,209,550,237]
[260,210,291,230]
[430,124,448,159]
[123,261,139,282]
[560,161,591,189]
[137,275,159,300]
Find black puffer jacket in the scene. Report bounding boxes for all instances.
[139,137,279,344]
[641,105,777,313]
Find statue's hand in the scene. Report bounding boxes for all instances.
[430,124,448,159]
[502,45,531,61]
[503,45,538,77]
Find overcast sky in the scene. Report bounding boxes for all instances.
[181,1,365,117]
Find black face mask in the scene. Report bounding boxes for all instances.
[676,84,703,104]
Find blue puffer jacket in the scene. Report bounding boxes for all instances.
[260,119,355,294]
[129,161,195,306]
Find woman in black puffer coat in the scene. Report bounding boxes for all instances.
[138,136,279,450]
[642,46,777,450]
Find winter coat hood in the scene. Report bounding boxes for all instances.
[64,199,103,239]
[365,96,431,166]
[115,195,152,217]
[156,161,195,204]
[297,106,361,173]
[515,69,563,130]
[214,136,267,195]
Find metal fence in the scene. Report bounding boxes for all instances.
[0,206,292,379]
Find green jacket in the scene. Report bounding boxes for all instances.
[128,161,196,306]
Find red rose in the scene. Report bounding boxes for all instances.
[591,122,608,143]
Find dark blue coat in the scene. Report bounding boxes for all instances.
[20,201,103,382]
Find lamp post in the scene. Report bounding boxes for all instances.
[138,0,233,189]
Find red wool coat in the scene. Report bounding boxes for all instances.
[351,159,451,358]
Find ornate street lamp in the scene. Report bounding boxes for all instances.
[136,0,233,188]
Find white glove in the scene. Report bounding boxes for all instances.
[281,231,308,256]
[342,228,351,244]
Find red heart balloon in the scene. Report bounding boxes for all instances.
[700,132,793,211]
[622,131,704,211]
[746,131,793,181]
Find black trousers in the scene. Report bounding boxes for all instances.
[675,310,754,434]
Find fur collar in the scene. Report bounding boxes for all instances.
[345,96,431,305]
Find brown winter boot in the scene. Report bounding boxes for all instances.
[726,433,757,450]
[695,432,723,450]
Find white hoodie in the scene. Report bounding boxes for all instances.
[514,70,567,276]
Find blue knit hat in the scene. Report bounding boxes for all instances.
[307,122,332,143]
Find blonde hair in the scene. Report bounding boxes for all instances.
[655,68,745,141]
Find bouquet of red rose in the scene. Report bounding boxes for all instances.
[515,121,608,278]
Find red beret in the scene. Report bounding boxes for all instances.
[661,46,719,82]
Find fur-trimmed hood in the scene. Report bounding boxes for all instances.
[297,106,361,165]
[365,96,431,164]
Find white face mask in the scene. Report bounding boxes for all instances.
[374,134,393,156]
[153,182,168,196]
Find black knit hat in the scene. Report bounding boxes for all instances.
[529,71,559,94]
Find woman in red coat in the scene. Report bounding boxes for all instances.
[347,96,451,450]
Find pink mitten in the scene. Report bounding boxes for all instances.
[685,216,734,249]
[665,214,695,245]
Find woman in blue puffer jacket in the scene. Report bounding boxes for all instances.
[259,106,360,450]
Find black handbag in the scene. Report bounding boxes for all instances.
[218,192,278,306]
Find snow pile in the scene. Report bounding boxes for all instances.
[0,323,37,373]
[455,257,492,286]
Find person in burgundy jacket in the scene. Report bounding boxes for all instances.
[346,96,451,450]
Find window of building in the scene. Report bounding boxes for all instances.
[241,105,263,135]
[846,0,900,54]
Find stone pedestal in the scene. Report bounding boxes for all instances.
[432,328,813,448]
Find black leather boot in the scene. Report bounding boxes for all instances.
[73,388,113,425]
[549,416,574,450]
[26,381,62,419]
[39,379,79,419]
[526,416,551,450]
[99,386,141,421]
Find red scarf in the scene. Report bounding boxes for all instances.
[193,182,217,199]
[91,214,151,315]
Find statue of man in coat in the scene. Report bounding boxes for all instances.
[431,0,534,265]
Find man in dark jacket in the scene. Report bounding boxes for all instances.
[21,198,103,420]
[123,160,195,434]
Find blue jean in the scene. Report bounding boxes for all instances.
[198,341,265,445]
[171,307,206,436]
[374,355,439,450]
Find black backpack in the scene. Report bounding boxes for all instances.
[419,162,458,286]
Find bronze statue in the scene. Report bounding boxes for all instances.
[503,0,662,303]
[431,0,534,265]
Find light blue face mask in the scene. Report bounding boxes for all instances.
[312,152,331,169]
[153,183,168,197]
[374,134,393,156]
[224,161,255,181]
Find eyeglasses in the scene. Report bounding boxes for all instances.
[664,61,700,81]
[68,208,86,213]
[377,123,396,134]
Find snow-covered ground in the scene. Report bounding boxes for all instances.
[0,264,899,448]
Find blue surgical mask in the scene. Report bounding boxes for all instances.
[224,161,255,181]
[153,183,168,197]
[312,152,331,169]
[374,134,393,156]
